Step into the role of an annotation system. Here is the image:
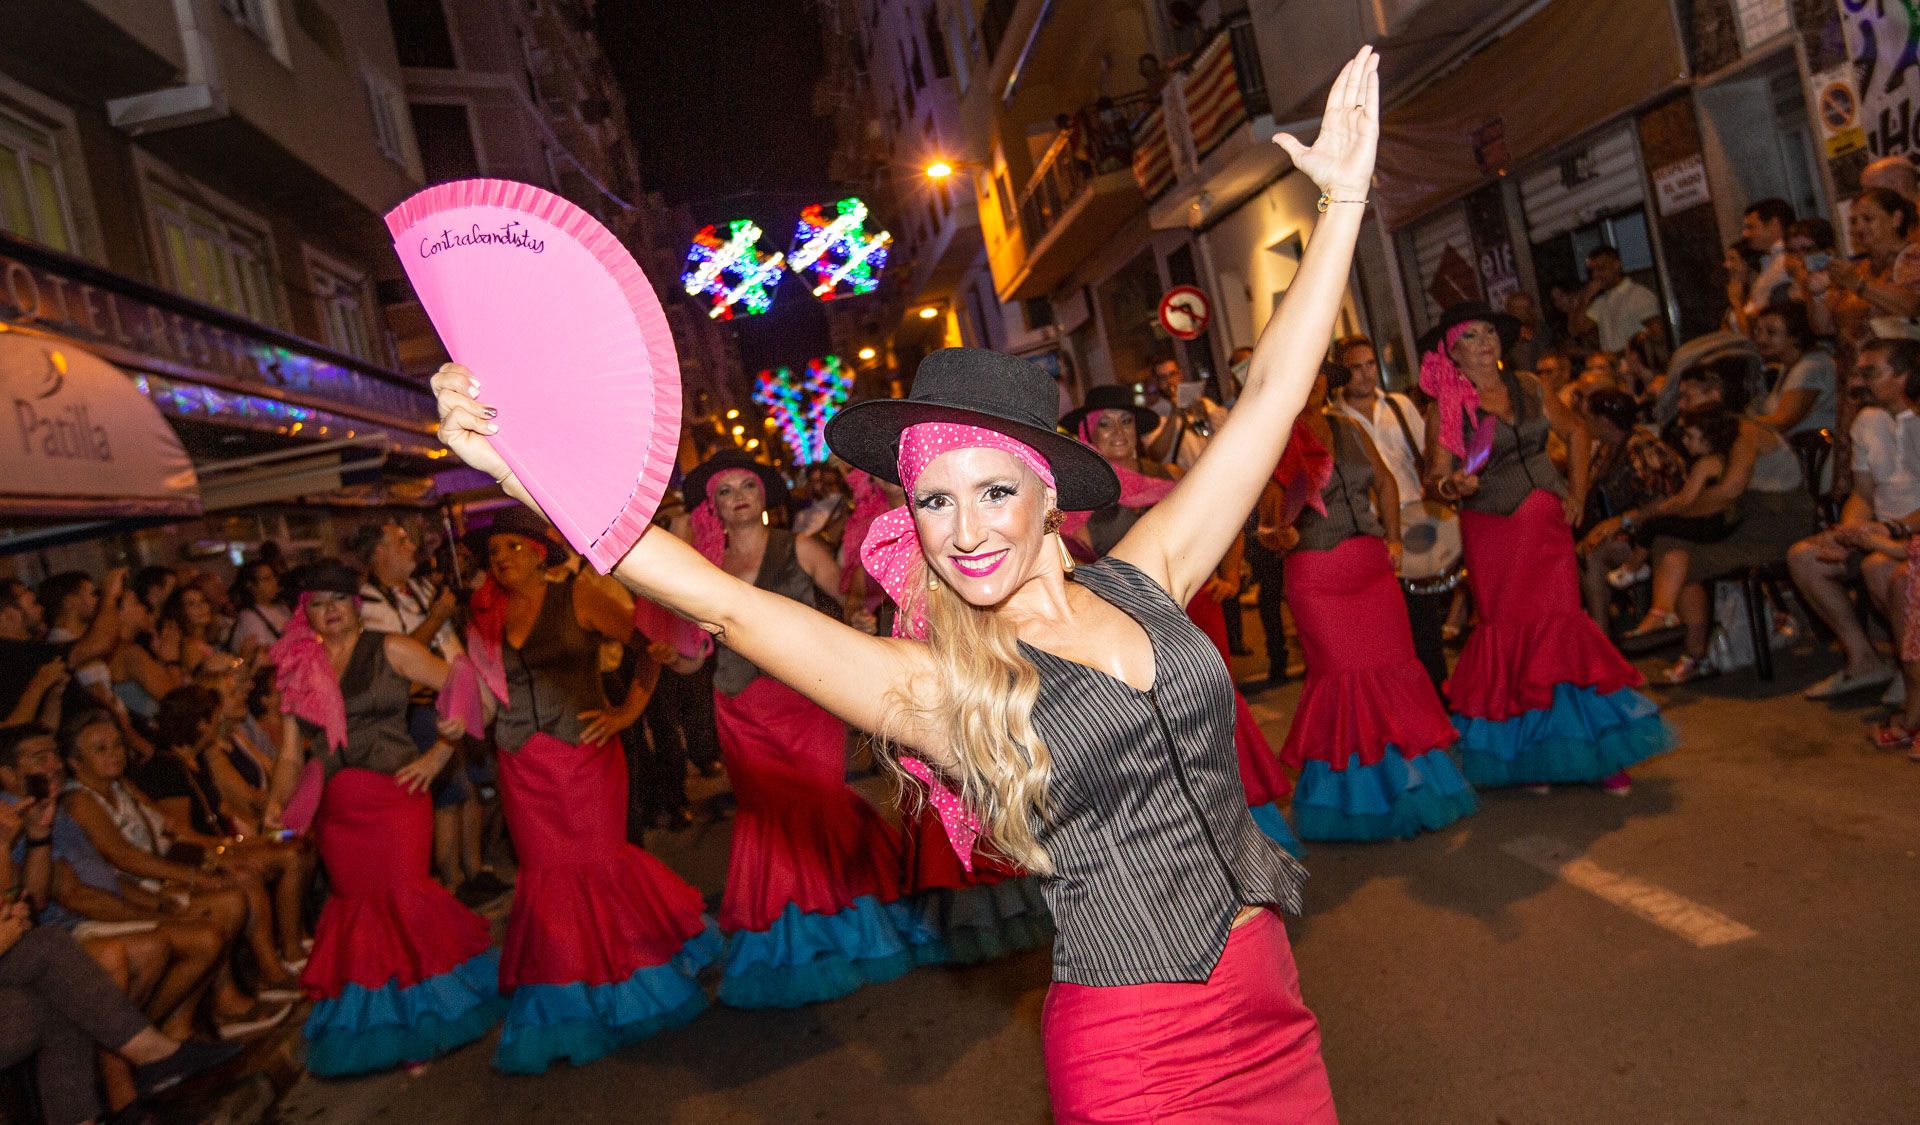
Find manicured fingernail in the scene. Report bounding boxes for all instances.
[468,381,480,395]
[485,422,500,433]
[483,406,498,418]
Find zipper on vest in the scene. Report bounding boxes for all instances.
[1146,685,1244,903]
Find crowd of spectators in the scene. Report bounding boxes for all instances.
[10,149,1920,1122]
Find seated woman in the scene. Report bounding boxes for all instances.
[54,711,293,1037]
[156,583,225,677]
[105,585,180,729]
[137,685,311,972]
[1597,359,1817,683]
[1576,389,1687,627]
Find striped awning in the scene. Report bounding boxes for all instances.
[1132,105,1174,201]
[1185,32,1249,164]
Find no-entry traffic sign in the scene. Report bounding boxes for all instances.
[1157,285,1210,341]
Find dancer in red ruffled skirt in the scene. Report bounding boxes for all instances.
[680,453,943,1008]
[1262,368,1474,840]
[467,511,719,1074]
[1420,303,1673,792]
[266,560,502,1077]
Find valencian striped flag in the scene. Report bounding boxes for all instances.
[1184,30,1251,164]
[1131,104,1173,201]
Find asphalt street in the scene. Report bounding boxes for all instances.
[274,633,1920,1124]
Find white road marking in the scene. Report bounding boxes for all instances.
[1500,835,1758,948]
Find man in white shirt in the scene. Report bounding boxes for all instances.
[348,520,502,903]
[1729,198,1795,330]
[1789,336,1920,699]
[1330,335,1448,688]
[1144,357,1229,471]
[1565,245,1662,353]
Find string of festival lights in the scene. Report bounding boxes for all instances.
[749,355,852,465]
[681,198,890,320]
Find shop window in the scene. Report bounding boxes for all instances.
[361,66,416,173]
[387,0,458,68]
[306,248,378,363]
[411,102,480,182]
[147,180,284,328]
[218,0,291,66]
[0,109,75,253]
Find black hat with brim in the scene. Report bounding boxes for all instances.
[826,348,1120,511]
[465,507,566,567]
[1416,300,1522,360]
[681,450,790,513]
[290,559,363,598]
[1058,383,1160,440]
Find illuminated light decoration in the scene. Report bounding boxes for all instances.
[785,198,891,302]
[680,220,785,320]
[749,355,853,465]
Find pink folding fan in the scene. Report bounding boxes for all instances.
[385,179,681,573]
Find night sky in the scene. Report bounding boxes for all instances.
[598,0,836,374]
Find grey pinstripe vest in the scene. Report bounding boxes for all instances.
[1463,375,1566,517]
[1022,557,1307,987]
[1295,416,1386,553]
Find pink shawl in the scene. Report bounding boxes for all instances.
[1419,323,1478,460]
[270,594,347,751]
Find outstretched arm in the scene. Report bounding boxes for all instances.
[1112,47,1379,602]
[429,368,946,759]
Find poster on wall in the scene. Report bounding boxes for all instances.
[1836,0,1920,157]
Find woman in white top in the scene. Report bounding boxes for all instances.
[226,561,291,661]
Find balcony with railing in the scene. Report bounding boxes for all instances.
[997,93,1152,301]
[1141,16,1286,231]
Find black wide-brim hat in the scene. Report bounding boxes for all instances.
[1058,383,1160,439]
[1416,300,1522,360]
[681,450,789,512]
[826,348,1120,511]
[290,559,363,598]
[465,507,566,567]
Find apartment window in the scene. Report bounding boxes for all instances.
[925,8,951,79]
[0,110,75,253]
[306,248,377,362]
[218,0,291,65]
[147,180,283,327]
[410,102,480,182]
[361,67,415,172]
[387,0,458,68]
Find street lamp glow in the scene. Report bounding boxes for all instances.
[725,408,739,419]
[731,424,745,436]
[926,161,954,179]
[918,306,940,320]
[857,346,877,361]
[746,439,760,450]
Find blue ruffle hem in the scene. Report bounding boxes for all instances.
[493,920,723,1074]
[303,950,505,1077]
[1247,802,1306,858]
[1455,684,1675,787]
[718,894,947,1009]
[1293,747,1477,841]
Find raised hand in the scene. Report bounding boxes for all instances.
[1274,45,1379,196]
[430,363,514,486]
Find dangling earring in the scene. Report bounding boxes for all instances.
[927,567,940,592]
[1045,509,1075,574]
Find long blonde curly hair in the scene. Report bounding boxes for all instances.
[877,555,1057,875]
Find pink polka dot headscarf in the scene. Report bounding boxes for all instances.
[856,422,1054,874]
[857,421,1056,641]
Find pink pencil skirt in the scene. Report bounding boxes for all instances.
[1042,909,1337,1123]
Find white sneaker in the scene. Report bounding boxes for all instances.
[1884,677,1908,707]
[1804,665,1895,700]
[217,1002,292,1039]
[1607,562,1651,590]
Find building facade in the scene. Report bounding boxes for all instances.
[833,0,1877,408]
[0,0,443,575]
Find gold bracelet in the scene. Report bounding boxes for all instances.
[1317,191,1368,213]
